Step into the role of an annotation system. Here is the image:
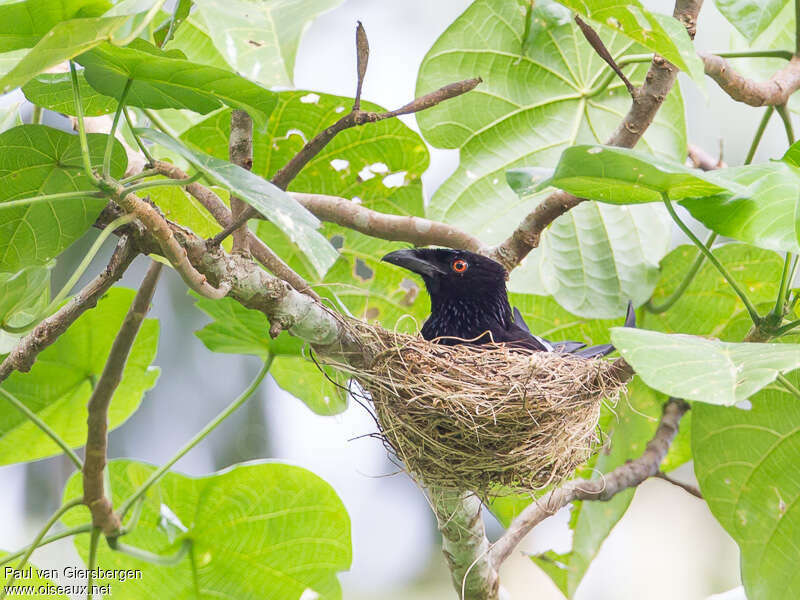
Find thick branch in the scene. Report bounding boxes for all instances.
[291,192,486,252]
[489,397,690,566]
[228,109,253,253]
[700,53,800,106]
[490,0,704,271]
[83,261,162,536]
[151,160,320,300]
[0,238,136,385]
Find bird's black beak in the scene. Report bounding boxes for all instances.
[381,249,446,277]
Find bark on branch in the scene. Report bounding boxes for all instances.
[0,237,136,385]
[83,261,162,536]
[701,53,800,106]
[228,109,253,253]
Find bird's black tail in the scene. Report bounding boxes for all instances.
[573,301,636,358]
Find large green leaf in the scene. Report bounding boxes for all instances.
[138,127,337,277]
[694,371,800,600]
[62,459,352,600]
[0,288,159,465]
[76,40,277,130]
[0,0,111,52]
[0,553,69,598]
[643,243,786,341]
[681,161,800,254]
[507,169,671,318]
[716,0,790,42]
[0,263,50,332]
[556,0,704,81]
[21,70,117,116]
[610,327,800,405]
[0,124,126,272]
[193,295,347,415]
[545,144,731,203]
[181,91,432,331]
[0,15,131,94]
[184,0,343,87]
[417,0,686,244]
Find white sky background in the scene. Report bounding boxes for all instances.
[0,1,792,599]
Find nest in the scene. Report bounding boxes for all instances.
[323,320,630,495]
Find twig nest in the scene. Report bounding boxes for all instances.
[326,321,630,494]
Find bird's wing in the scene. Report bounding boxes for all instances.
[572,301,637,358]
[512,307,584,353]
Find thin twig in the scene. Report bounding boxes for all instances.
[575,15,635,97]
[745,106,774,164]
[83,261,162,536]
[354,21,369,111]
[776,103,796,143]
[654,471,704,499]
[0,238,136,385]
[489,398,690,567]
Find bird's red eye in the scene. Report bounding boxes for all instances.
[452,259,468,273]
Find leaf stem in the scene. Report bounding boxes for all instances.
[143,108,179,139]
[776,103,795,144]
[69,62,99,186]
[103,78,133,178]
[161,0,184,48]
[0,190,105,210]
[108,538,191,566]
[119,169,159,185]
[111,0,168,46]
[0,525,93,569]
[118,356,273,517]
[0,498,84,600]
[662,195,761,325]
[646,231,717,313]
[120,172,202,200]
[775,317,800,336]
[774,253,793,317]
[745,106,774,164]
[31,105,42,125]
[123,108,154,165]
[86,527,101,600]
[0,387,83,469]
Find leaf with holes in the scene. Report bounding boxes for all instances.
[0,124,126,272]
[62,459,352,600]
[0,288,159,466]
[506,169,671,318]
[610,327,800,405]
[22,70,117,116]
[693,371,800,600]
[417,0,686,247]
[76,39,278,130]
[183,0,344,87]
[193,295,347,415]
[181,92,432,331]
[138,127,337,277]
[557,0,704,82]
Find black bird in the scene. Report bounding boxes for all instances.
[381,248,634,358]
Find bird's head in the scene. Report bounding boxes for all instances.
[380,248,508,300]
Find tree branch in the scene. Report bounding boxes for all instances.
[700,53,800,106]
[687,143,725,170]
[228,109,253,253]
[291,192,486,252]
[0,237,136,385]
[83,261,162,537]
[654,471,703,499]
[489,397,690,567]
[490,0,704,272]
[150,160,320,301]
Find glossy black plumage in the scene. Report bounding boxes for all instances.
[381,248,634,358]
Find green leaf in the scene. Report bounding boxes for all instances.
[147,184,233,252]
[76,39,277,130]
[546,144,731,204]
[0,15,131,94]
[715,0,790,42]
[643,243,786,341]
[693,371,800,600]
[22,70,117,116]
[0,553,69,598]
[138,127,337,277]
[163,15,231,71]
[417,0,687,246]
[0,288,159,466]
[0,263,50,330]
[0,124,127,272]
[186,0,344,87]
[556,0,704,82]
[192,295,346,415]
[507,170,671,318]
[681,161,800,254]
[0,0,111,52]
[610,327,800,405]
[62,459,352,600]
[0,100,23,134]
